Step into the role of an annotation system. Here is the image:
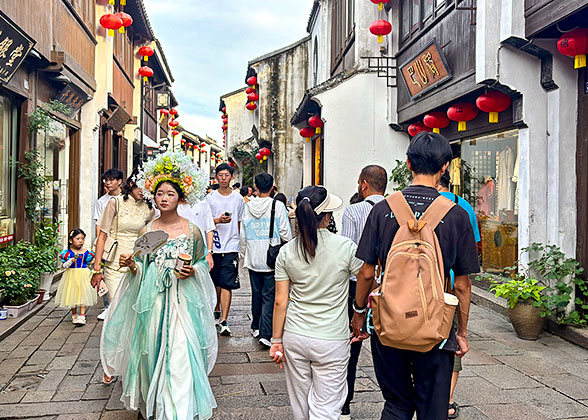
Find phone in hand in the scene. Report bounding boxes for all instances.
[97,280,109,297]
[224,211,232,217]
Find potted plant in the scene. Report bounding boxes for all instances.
[0,241,41,317]
[34,222,60,300]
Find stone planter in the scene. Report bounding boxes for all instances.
[5,301,30,318]
[39,273,54,301]
[508,301,545,340]
[27,294,40,311]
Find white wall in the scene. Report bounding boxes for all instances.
[313,72,409,223]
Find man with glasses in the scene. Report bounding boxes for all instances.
[93,168,124,321]
[206,163,245,336]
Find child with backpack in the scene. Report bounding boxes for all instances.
[351,132,480,420]
[55,229,97,325]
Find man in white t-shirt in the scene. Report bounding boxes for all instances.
[206,163,245,336]
[177,200,215,271]
[93,168,123,321]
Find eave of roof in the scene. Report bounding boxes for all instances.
[248,36,311,67]
[306,1,320,33]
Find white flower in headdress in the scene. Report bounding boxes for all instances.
[135,151,208,205]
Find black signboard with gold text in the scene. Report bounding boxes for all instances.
[0,10,35,84]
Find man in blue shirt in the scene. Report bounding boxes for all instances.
[437,170,480,419]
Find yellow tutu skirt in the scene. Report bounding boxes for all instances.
[55,268,97,308]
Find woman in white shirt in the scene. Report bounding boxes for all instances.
[270,186,363,420]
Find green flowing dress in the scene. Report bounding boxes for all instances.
[101,222,217,420]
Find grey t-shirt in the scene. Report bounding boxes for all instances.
[275,229,363,340]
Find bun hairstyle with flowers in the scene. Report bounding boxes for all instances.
[68,228,86,249]
[135,151,207,205]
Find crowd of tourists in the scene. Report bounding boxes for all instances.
[54,131,478,420]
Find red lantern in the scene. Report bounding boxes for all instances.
[259,147,270,157]
[222,124,228,131]
[407,122,431,137]
[370,0,390,10]
[159,109,169,124]
[100,14,122,37]
[222,107,226,112]
[369,20,392,44]
[115,12,133,34]
[308,115,324,134]
[181,138,186,144]
[247,76,257,86]
[223,133,226,139]
[169,108,178,118]
[222,116,228,123]
[245,86,256,94]
[423,111,451,134]
[476,91,512,123]
[246,102,257,113]
[255,152,262,161]
[300,126,316,143]
[447,102,478,131]
[138,66,153,82]
[138,46,154,62]
[247,92,259,102]
[201,142,206,148]
[557,28,588,69]
[169,120,179,129]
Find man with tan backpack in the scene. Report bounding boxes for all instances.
[351,132,479,420]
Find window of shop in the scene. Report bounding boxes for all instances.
[0,95,16,244]
[331,0,355,75]
[454,129,519,274]
[400,0,450,43]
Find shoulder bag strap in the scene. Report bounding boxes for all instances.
[269,199,276,240]
[114,196,120,240]
[385,191,416,227]
[420,195,455,230]
[454,194,459,204]
[365,199,376,207]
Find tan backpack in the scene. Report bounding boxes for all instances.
[370,192,459,352]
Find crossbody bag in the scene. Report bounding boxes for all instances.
[266,199,286,269]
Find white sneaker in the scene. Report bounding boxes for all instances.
[251,329,260,338]
[72,314,78,324]
[259,338,271,348]
[97,308,108,321]
[76,315,86,325]
[218,321,231,336]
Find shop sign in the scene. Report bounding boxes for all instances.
[0,10,35,85]
[55,83,90,117]
[0,234,14,244]
[399,39,451,99]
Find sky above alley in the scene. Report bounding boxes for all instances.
[143,0,315,143]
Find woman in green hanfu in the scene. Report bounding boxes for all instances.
[101,152,217,420]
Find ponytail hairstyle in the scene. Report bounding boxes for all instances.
[68,228,86,250]
[295,186,328,263]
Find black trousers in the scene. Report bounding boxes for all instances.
[248,270,275,340]
[371,334,453,420]
[344,281,363,408]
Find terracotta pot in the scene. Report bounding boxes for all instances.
[36,290,46,304]
[508,301,544,340]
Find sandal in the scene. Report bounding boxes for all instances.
[448,402,460,419]
[103,373,115,385]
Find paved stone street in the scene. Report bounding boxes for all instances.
[2,270,588,419]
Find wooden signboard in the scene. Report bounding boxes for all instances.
[0,10,35,84]
[399,39,451,99]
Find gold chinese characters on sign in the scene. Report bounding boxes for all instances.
[400,40,451,98]
[0,10,35,84]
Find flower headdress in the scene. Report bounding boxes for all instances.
[135,151,207,205]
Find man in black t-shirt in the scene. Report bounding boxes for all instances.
[351,132,480,420]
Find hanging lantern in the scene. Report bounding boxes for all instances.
[222,124,228,131]
[222,116,228,123]
[247,92,259,102]
[423,111,451,134]
[407,122,432,137]
[169,120,179,129]
[138,66,154,82]
[308,115,324,134]
[246,102,257,113]
[139,46,154,62]
[201,142,206,148]
[447,102,478,131]
[159,109,169,124]
[223,133,226,139]
[100,14,123,37]
[247,76,257,87]
[181,138,186,145]
[115,12,132,33]
[222,107,226,113]
[476,91,512,123]
[557,28,588,69]
[369,0,390,11]
[255,152,262,161]
[300,126,316,143]
[172,130,180,137]
[169,108,178,119]
[246,86,256,94]
[369,19,392,43]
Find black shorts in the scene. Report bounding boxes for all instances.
[210,252,240,290]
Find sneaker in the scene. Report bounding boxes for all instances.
[251,329,260,338]
[76,315,86,325]
[214,311,221,325]
[340,404,351,420]
[218,320,231,336]
[259,338,271,348]
[72,314,78,324]
[97,308,109,321]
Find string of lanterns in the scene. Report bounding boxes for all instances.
[408,90,513,136]
[298,113,323,143]
[100,1,132,37]
[255,147,271,163]
[368,0,392,44]
[221,106,227,148]
[246,76,258,113]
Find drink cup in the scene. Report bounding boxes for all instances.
[174,253,192,276]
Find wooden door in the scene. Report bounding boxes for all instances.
[577,67,588,306]
[68,129,80,231]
